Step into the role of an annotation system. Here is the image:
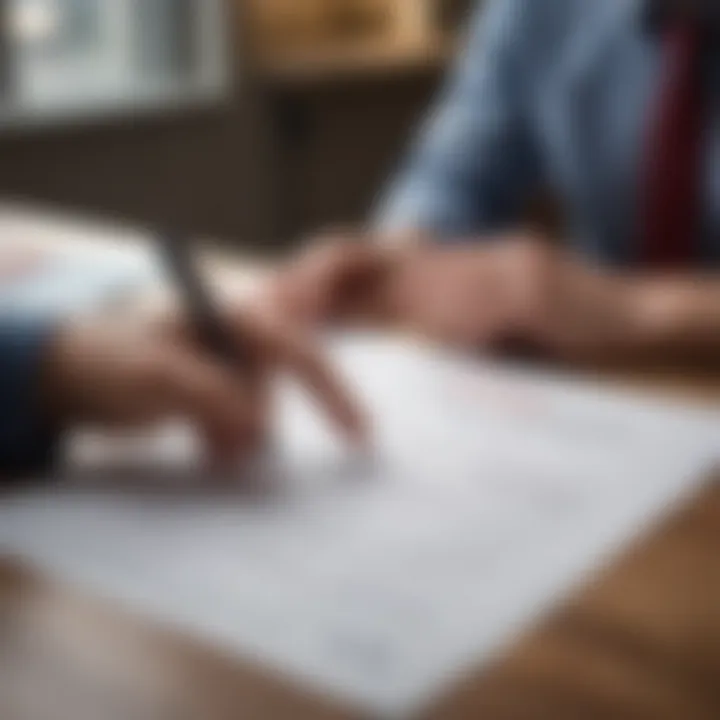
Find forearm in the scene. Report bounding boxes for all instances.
[633,277,720,361]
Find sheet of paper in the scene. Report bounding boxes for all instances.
[0,239,160,320]
[0,335,717,716]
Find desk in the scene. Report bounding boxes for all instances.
[1,207,719,720]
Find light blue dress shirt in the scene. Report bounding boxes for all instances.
[377,0,720,267]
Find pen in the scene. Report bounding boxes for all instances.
[158,232,253,371]
[159,231,369,450]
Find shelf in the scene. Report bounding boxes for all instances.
[257,33,455,89]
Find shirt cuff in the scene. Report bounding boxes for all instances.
[0,318,62,478]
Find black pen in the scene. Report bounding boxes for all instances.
[158,232,254,371]
[159,231,368,450]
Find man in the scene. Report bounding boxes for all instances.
[273,0,720,364]
[0,310,364,475]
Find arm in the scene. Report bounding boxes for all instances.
[341,236,720,365]
[0,318,60,476]
[0,307,366,478]
[374,0,543,242]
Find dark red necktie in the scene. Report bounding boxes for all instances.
[640,24,706,268]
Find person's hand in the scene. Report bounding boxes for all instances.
[270,230,650,364]
[386,235,648,363]
[42,305,367,465]
[270,230,406,327]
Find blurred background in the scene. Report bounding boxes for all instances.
[0,0,472,250]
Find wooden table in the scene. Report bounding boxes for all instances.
[1,206,719,720]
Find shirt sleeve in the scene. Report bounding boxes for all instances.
[0,318,61,477]
[374,0,543,239]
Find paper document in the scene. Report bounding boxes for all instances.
[0,242,159,320]
[0,203,165,320]
[0,335,717,716]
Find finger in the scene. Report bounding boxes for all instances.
[284,239,392,325]
[249,315,369,445]
[200,419,257,468]
[332,243,404,322]
[271,239,345,323]
[200,377,268,467]
[159,349,261,461]
[288,243,356,322]
[269,267,317,325]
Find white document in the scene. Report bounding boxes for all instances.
[0,335,717,716]
[0,223,160,320]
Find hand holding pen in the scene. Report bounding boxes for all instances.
[40,235,367,466]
